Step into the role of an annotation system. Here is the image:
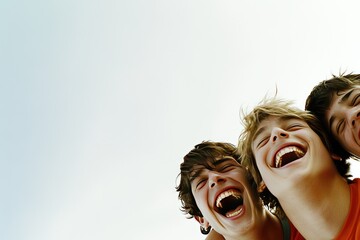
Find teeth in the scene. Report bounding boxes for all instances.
[216,189,241,208]
[275,146,304,168]
[226,208,243,218]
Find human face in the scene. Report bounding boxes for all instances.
[191,158,262,238]
[251,116,333,198]
[326,87,360,157]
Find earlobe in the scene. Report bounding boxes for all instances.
[331,153,343,161]
[257,181,266,193]
[194,216,211,235]
[194,216,210,228]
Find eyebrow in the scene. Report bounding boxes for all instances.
[216,157,237,164]
[339,89,355,104]
[329,89,355,131]
[189,168,205,182]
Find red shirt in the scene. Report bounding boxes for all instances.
[335,178,360,239]
[290,221,305,240]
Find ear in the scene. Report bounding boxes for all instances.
[331,153,342,161]
[194,215,210,229]
[257,181,266,193]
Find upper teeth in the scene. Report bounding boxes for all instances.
[216,189,241,208]
[275,146,304,168]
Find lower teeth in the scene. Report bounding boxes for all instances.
[225,208,242,218]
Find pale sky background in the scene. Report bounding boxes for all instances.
[1,1,360,240]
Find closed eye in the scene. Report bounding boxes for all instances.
[218,164,236,172]
[256,136,270,148]
[336,120,345,135]
[351,94,360,106]
[195,178,207,190]
[287,124,303,131]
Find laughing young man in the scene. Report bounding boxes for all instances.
[238,98,359,240]
[176,141,303,240]
[305,73,360,159]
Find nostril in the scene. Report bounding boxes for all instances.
[211,182,215,188]
[273,136,277,141]
[353,120,356,126]
[357,112,360,117]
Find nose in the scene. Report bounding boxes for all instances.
[208,172,225,188]
[271,127,289,142]
[347,109,360,128]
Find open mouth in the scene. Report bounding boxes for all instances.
[214,189,243,218]
[274,146,306,168]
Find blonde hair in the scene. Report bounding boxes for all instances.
[238,97,335,211]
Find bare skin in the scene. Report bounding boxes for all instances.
[252,117,350,240]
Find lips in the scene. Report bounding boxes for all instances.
[214,188,244,218]
[274,145,306,168]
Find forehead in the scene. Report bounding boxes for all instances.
[327,87,360,119]
[332,86,360,103]
[189,157,239,177]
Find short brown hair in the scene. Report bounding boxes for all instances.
[176,141,256,218]
[305,73,360,160]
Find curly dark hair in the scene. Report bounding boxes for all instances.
[176,141,257,218]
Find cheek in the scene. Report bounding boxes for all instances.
[344,129,355,140]
[342,133,358,151]
[255,158,268,176]
[337,131,353,149]
[191,189,202,205]
[254,151,272,176]
[254,150,266,166]
[193,190,208,207]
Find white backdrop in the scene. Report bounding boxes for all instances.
[1,1,360,240]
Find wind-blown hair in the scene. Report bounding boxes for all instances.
[238,98,351,211]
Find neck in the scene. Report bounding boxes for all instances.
[278,172,350,240]
[226,208,283,240]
